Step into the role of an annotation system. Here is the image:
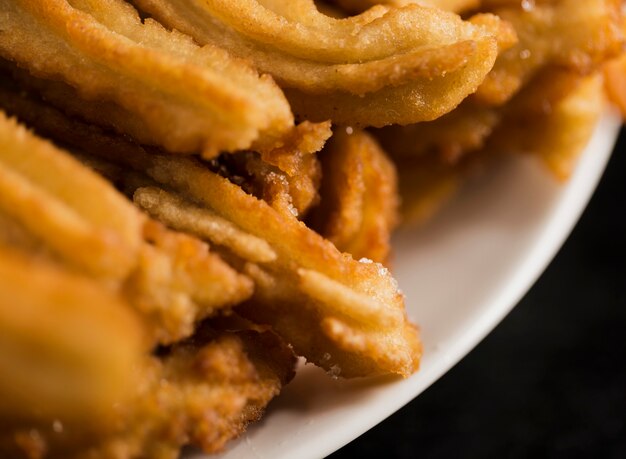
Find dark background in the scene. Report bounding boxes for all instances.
[330,129,626,458]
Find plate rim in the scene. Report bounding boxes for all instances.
[313,111,622,458]
[208,111,622,459]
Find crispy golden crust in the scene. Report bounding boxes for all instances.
[128,156,420,377]
[366,0,624,160]
[0,110,253,346]
[0,326,296,459]
[209,148,323,219]
[0,113,294,458]
[284,13,513,126]
[0,112,143,280]
[0,247,146,423]
[0,88,420,377]
[134,0,505,125]
[329,0,480,14]
[129,161,419,377]
[134,188,278,264]
[395,69,606,225]
[604,53,626,117]
[476,0,624,105]
[126,221,254,344]
[486,72,605,180]
[2,0,619,457]
[1,69,322,226]
[309,129,399,265]
[373,67,588,165]
[0,0,298,156]
[374,101,500,163]
[128,158,418,376]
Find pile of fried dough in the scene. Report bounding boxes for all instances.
[1,0,625,457]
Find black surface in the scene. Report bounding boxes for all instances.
[329,129,626,459]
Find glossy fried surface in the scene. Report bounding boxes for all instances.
[329,0,480,14]
[1,0,624,456]
[0,110,253,346]
[134,0,506,125]
[0,111,142,280]
[604,53,626,117]
[0,325,296,458]
[0,247,146,423]
[486,73,605,180]
[309,129,399,265]
[0,0,298,156]
[119,154,420,377]
[395,69,606,225]
[0,85,419,377]
[0,113,295,456]
[476,0,624,105]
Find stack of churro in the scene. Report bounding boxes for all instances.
[0,0,624,457]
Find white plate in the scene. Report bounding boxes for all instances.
[201,112,622,459]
